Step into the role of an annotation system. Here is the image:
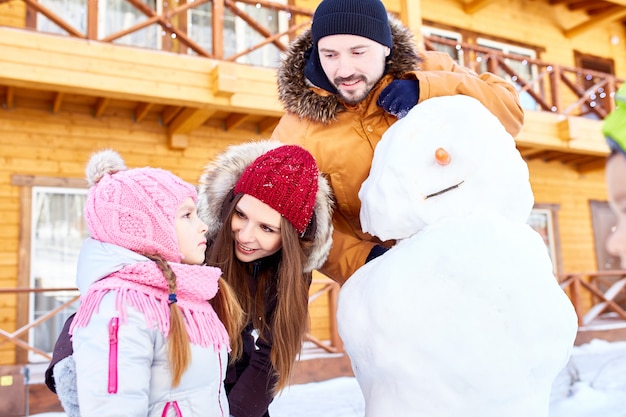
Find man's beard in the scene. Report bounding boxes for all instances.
[334,75,373,105]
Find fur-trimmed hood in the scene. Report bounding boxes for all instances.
[277,15,422,124]
[197,140,334,273]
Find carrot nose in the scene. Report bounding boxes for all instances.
[435,147,450,166]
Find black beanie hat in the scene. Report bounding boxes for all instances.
[311,0,393,48]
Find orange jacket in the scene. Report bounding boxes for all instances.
[272,21,523,285]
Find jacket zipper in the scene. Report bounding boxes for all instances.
[108,316,119,394]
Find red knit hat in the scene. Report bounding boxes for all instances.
[234,145,319,234]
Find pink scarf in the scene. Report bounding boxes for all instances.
[70,261,230,351]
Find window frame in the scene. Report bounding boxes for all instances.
[13,174,87,363]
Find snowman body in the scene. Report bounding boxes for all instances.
[337,95,578,417]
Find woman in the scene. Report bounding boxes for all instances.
[197,141,333,417]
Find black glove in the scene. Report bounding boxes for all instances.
[365,245,390,264]
[376,79,420,119]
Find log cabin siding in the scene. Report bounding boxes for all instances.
[1,0,625,364]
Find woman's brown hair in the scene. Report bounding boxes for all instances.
[205,193,314,394]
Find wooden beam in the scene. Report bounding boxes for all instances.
[0,28,284,114]
[134,102,153,123]
[224,113,249,131]
[564,7,626,38]
[11,174,88,188]
[169,133,189,150]
[258,117,279,135]
[162,106,184,125]
[52,92,64,113]
[15,185,32,364]
[168,107,217,134]
[3,85,14,109]
[87,0,97,39]
[93,97,109,118]
[213,0,225,60]
[576,158,608,173]
[399,0,423,48]
[519,147,547,159]
[210,62,239,98]
[463,0,499,14]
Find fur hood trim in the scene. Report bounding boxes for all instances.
[197,140,334,273]
[277,15,422,124]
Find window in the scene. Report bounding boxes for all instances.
[37,0,87,34]
[99,0,159,48]
[421,26,463,65]
[37,0,160,48]
[527,206,560,274]
[29,186,87,361]
[189,1,288,67]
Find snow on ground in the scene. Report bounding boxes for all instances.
[27,339,626,417]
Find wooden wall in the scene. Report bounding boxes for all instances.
[0,106,271,364]
[1,0,622,363]
[419,0,626,74]
[529,160,607,273]
[0,0,25,28]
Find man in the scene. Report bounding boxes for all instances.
[271,0,524,285]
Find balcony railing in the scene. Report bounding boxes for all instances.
[7,0,313,65]
[423,36,624,119]
[3,271,626,364]
[0,287,79,361]
[559,270,626,327]
[0,279,344,364]
[2,0,623,121]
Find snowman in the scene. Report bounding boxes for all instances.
[336,95,578,417]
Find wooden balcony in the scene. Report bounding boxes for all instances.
[559,270,626,344]
[0,0,621,168]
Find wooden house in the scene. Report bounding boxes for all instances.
[1,1,626,410]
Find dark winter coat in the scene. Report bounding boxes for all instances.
[224,254,279,417]
[45,312,74,393]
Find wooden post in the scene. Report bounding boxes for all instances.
[327,281,343,352]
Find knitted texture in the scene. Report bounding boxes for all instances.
[70,261,229,350]
[234,145,319,234]
[84,150,197,263]
[311,0,392,48]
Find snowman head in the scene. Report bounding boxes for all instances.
[359,95,533,241]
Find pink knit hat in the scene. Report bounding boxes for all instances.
[234,145,319,234]
[84,149,197,263]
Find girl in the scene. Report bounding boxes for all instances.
[197,141,334,417]
[58,149,243,417]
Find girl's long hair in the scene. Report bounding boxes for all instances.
[144,254,190,388]
[205,193,315,394]
[145,253,245,388]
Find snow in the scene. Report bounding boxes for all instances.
[27,339,626,417]
[337,96,578,416]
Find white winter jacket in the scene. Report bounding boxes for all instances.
[71,239,230,417]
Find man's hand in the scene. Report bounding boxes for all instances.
[377,79,420,119]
